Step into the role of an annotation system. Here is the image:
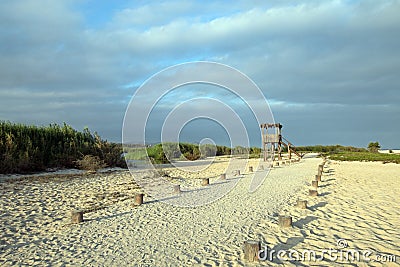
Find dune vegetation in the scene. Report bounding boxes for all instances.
[0,121,126,174]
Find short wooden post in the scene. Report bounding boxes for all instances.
[309,189,318,196]
[249,166,253,172]
[235,170,241,176]
[275,162,279,167]
[71,211,83,224]
[202,178,209,186]
[220,173,226,180]
[318,165,323,173]
[135,193,144,205]
[312,180,318,188]
[173,185,181,194]
[243,240,261,262]
[296,200,307,209]
[315,174,321,182]
[278,215,292,228]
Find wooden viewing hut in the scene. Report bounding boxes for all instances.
[260,123,302,161]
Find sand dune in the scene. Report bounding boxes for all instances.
[0,157,398,266]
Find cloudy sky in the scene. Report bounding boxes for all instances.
[0,0,399,148]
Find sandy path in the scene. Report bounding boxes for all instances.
[0,157,315,266]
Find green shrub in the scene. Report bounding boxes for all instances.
[0,121,126,173]
[76,155,106,172]
[367,142,380,153]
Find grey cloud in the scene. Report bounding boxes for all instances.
[0,0,399,147]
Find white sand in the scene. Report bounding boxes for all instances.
[0,157,399,266]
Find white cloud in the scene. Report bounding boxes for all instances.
[0,0,399,146]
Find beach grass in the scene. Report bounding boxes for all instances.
[329,151,400,163]
[124,148,147,160]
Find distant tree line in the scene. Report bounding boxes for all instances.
[126,142,262,164]
[293,144,367,153]
[0,121,125,173]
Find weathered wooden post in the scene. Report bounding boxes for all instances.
[202,178,209,186]
[243,240,261,262]
[312,180,318,188]
[275,162,279,167]
[249,166,253,172]
[296,200,307,209]
[309,189,318,196]
[135,193,144,205]
[234,170,241,176]
[220,173,226,180]
[315,174,321,182]
[173,185,181,194]
[318,165,323,174]
[71,210,83,224]
[278,215,292,228]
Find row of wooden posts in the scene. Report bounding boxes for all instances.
[273,157,301,167]
[70,158,302,224]
[243,160,328,262]
[71,166,247,223]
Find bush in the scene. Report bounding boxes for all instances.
[367,142,380,153]
[0,121,126,173]
[76,155,106,172]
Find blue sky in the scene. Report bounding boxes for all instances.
[0,0,399,148]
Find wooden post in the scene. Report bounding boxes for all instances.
[318,165,323,173]
[278,144,282,160]
[235,170,241,176]
[275,162,279,167]
[71,211,83,224]
[173,185,181,194]
[135,193,144,205]
[296,200,307,209]
[309,189,318,196]
[312,180,318,188]
[288,143,292,159]
[202,178,209,186]
[315,174,321,182]
[278,215,292,228]
[281,161,285,165]
[243,240,261,262]
[220,173,226,180]
[249,166,253,172]
[262,125,267,162]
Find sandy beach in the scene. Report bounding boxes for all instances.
[0,156,399,266]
